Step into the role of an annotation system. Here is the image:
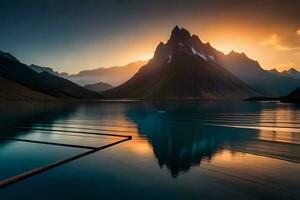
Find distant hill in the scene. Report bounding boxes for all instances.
[0,52,98,99]
[269,68,300,80]
[0,75,55,100]
[219,51,300,96]
[66,60,147,86]
[84,82,113,92]
[282,87,300,103]
[0,51,19,62]
[29,61,147,87]
[29,64,61,76]
[101,26,257,99]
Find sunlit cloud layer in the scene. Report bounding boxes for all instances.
[261,31,300,51]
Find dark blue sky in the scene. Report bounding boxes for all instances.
[1,0,299,73]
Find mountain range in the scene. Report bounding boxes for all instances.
[269,68,300,80]
[66,61,147,86]
[28,28,300,98]
[1,26,300,101]
[218,52,300,96]
[0,52,98,100]
[29,61,147,87]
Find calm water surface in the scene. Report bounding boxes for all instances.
[0,101,299,199]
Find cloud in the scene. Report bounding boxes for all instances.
[260,34,279,47]
[261,30,300,51]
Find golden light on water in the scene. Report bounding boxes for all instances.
[127,139,153,156]
[258,108,300,144]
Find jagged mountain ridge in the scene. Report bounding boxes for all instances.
[269,68,300,80]
[219,52,300,96]
[29,64,62,76]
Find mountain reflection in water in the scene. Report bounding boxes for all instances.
[124,102,298,176]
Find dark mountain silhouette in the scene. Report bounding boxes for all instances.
[0,53,98,99]
[269,68,300,80]
[0,75,55,100]
[0,51,19,62]
[84,81,113,92]
[101,26,257,99]
[29,64,62,76]
[269,68,280,74]
[219,51,300,96]
[281,86,300,103]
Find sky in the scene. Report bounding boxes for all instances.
[0,0,299,73]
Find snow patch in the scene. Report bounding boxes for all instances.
[191,47,207,61]
[208,55,216,62]
[167,54,172,63]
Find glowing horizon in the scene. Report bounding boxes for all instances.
[0,0,299,74]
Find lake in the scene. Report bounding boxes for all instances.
[0,101,299,199]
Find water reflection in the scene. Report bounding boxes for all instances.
[2,101,300,178]
[125,102,259,177]
[125,101,300,176]
[258,107,300,144]
[0,102,83,181]
[0,101,299,199]
[0,101,77,139]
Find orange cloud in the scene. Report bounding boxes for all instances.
[261,32,300,51]
[260,34,279,46]
[297,28,300,36]
[260,34,292,50]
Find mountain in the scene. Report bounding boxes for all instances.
[84,82,113,92]
[219,51,300,96]
[29,64,61,76]
[37,71,99,98]
[29,61,147,87]
[0,75,55,100]
[281,87,300,103]
[0,51,19,62]
[269,68,300,80]
[283,68,300,79]
[101,26,257,99]
[66,60,147,86]
[0,53,98,99]
[269,68,280,74]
